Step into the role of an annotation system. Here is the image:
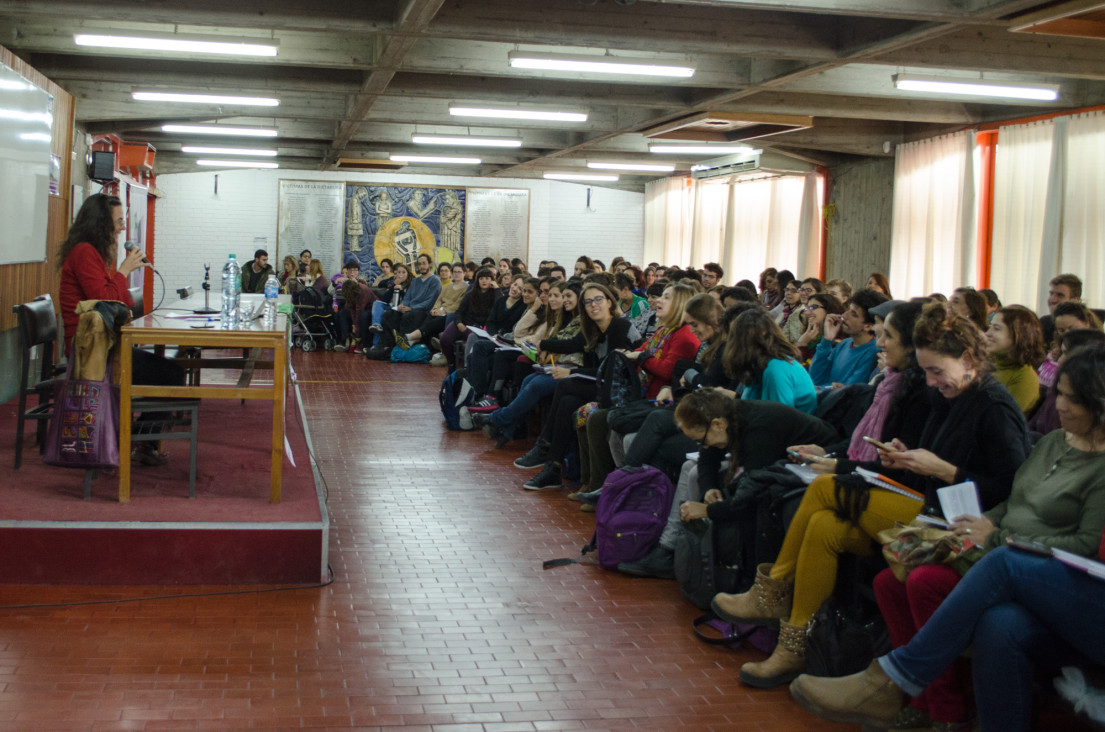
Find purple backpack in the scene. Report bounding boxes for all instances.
[590,466,675,570]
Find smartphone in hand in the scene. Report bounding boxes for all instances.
[862,436,894,452]
[788,449,815,465]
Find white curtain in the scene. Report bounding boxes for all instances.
[1059,110,1105,309]
[643,173,819,279]
[990,120,1059,313]
[643,176,694,265]
[889,130,977,300]
[723,173,819,284]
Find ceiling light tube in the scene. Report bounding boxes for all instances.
[196,159,279,169]
[134,91,279,106]
[389,154,481,164]
[893,74,1059,101]
[587,162,675,172]
[75,33,277,57]
[649,144,757,155]
[412,135,522,148]
[509,51,694,78]
[162,124,278,137]
[181,146,277,156]
[450,106,587,122]
[543,172,619,182]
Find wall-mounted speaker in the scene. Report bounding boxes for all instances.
[89,150,116,181]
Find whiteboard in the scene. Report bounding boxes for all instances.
[0,60,53,265]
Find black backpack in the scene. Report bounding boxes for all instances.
[673,518,745,610]
[595,351,643,409]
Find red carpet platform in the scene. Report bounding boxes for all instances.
[0,387,328,585]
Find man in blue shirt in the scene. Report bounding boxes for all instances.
[808,288,888,388]
[378,252,441,351]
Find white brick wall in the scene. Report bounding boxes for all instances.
[152,169,644,304]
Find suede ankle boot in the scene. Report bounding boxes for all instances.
[739,620,808,688]
[789,659,906,727]
[711,563,793,627]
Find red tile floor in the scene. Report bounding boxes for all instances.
[0,353,846,730]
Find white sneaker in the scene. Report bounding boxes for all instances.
[430,353,447,366]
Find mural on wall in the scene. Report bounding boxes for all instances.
[344,184,465,279]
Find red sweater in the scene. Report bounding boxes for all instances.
[59,242,132,353]
[638,323,701,399]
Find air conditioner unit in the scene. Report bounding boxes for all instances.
[690,149,815,180]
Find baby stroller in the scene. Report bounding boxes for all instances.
[290,286,339,351]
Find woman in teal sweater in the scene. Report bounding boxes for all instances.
[724,309,817,413]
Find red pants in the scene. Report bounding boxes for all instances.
[874,565,973,723]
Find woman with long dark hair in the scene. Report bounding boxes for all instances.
[439,267,497,370]
[59,193,184,466]
[724,309,817,413]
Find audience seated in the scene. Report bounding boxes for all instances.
[867,272,892,298]
[409,262,468,352]
[1041,273,1083,345]
[949,287,989,331]
[712,304,1030,689]
[808,288,889,388]
[378,253,442,351]
[278,254,298,291]
[1029,328,1105,435]
[440,267,497,370]
[825,277,852,305]
[726,309,818,413]
[795,292,844,362]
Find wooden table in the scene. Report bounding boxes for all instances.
[118,302,289,503]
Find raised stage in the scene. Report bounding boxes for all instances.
[0,385,328,585]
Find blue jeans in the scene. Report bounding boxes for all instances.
[370,301,390,346]
[490,373,555,439]
[879,547,1105,732]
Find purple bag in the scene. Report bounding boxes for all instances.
[43,361,120,470]
[591,466,675,570]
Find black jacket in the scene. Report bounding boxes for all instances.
[540,317,634,374]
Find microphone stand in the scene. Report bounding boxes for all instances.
[192,263,219,314]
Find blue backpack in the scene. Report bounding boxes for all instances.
[439,368,475,430]
[590,465,675,570]
[391,343,431,363]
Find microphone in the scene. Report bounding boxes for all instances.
[124,241,151,265]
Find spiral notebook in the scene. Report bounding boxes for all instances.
[854,467,924,502]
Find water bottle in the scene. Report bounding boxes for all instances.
[220,253,242,328]
[263,273,279,327]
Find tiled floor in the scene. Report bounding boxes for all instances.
[0,352,845,730]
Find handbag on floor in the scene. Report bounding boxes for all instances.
[805,595,891,678]
[673,517,745,610]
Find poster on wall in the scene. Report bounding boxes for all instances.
[343,184,465,280]
[277,180,345,276]
[465,188,530,266]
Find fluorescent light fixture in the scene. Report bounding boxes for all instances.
[20,132,52,143]
[509,50,694,78]
[543,172,619,182]
[412,134,522,148]
[133,91,279,106]
[75,33,277,57]
[181,146,277,156]
[389,154,481,164]
[196,159,279,169]
[450,106,587,122]
[893,74,1059,101]
[649,144,757,155]
[587,162,675,173]
[162,124,278,137]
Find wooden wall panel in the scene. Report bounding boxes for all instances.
[824,157,895,292]
[0,44,75,332]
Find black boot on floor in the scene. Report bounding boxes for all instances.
[514,439,549,469]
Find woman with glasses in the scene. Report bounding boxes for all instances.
[779,280,807,343]
[516,283,637,490]
[712,304,1030,689]
[616,388,838,579]
[795,293,845,363]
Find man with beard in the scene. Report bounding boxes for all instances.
[377,252,441,351]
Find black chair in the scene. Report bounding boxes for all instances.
[13,295,66,469]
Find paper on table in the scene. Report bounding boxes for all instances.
[466,325,491,340]
[937,481,981,520]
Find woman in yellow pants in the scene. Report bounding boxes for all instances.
[712,304,1031,688]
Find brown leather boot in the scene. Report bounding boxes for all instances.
[710,563,792,627]
[739,620,807,688]
[789,659,906,727]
